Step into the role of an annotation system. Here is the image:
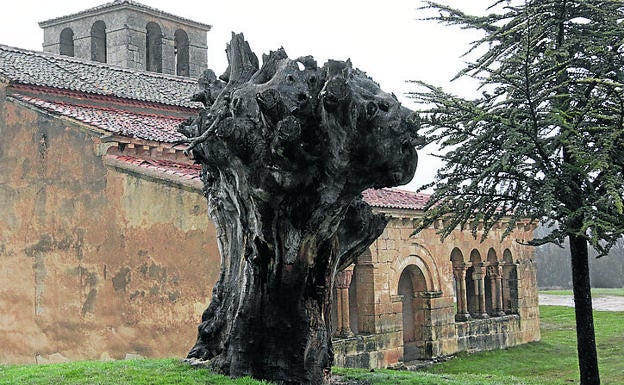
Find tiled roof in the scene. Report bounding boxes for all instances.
[12,94,187,143]
[0,44,201,108]
[104,154,202,190]
[362,188,430,211]
[107,154,201,179]
[39,0,211,30]
[103,153,431,211]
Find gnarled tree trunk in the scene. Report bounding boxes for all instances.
[180,33,419,385]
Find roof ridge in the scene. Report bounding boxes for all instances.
[38,0,211,30]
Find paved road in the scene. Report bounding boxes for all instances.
[539,294,624,311]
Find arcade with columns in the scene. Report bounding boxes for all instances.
[331,197,540,368]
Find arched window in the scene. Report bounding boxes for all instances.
[502,249,519,314]
[468,249,487,317]
[174,29,190,77]
[59,28,74,57]
[91,21,107,63]
[450,248,469,321]
[146,22,163,73]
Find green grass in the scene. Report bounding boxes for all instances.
[333,367,546,384]
[540,287,624,296]
[0,358,270,385]
[1,306,622,385]
[425,306,624,385]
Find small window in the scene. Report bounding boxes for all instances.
[174,29,190,77]
[91,21,107,63]
[146,22,163,73]
[59,28,74,57]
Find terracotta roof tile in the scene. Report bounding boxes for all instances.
[0,44,201,108]
[103,154,430,211]
[107,154,201,179]
[12,94,187,143]
[362,188,430,210]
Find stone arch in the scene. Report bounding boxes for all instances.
[146,22,163,73]
[397,264,428,361]
[59,27,74,57]
[502,248,519,314]
[174,29,190,77]
[503,248,514,263]
[485,248,498,314]
[450,247,470,320]
[91,21,107,63]
[466,249,482,315]
[450,247,464,266]
[393,252,441,294]
[487,248,498,263]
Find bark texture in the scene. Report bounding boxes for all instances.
[180,33,419,385]
[570,234,600,385]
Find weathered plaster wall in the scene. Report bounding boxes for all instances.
[0,96,219,364]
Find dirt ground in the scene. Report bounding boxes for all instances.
[539,294,624,311]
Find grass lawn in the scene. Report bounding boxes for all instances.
[425,306,624,385]
[1,306,622,385]
[540,287,624,297]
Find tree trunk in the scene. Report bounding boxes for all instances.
[180,33,419,385]
[569,234,600,385]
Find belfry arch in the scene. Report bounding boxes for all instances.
[59,28,74,57]
[90,21,106,63]
[146,22,163,73]
[174,29,190,77]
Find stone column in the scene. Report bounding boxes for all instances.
[453,266,470,321]
[335,268,354,338]
[472,267,489,319]
[489,265,506,316]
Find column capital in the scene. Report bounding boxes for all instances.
[335,269,353,289]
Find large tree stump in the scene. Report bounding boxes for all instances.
[180,33,419,385]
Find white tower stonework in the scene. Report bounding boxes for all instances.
[39,0,210,78]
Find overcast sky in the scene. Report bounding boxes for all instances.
[0,0,491,191]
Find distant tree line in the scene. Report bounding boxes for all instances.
[536,227,624,289]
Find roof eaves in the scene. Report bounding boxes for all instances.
[39,0,211,31]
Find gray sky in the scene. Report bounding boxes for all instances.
[0,0,490,191]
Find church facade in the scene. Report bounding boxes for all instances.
[0,0,540,367]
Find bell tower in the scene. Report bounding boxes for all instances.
[39,0,210,78]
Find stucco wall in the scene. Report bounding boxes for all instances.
[0,96,219,364]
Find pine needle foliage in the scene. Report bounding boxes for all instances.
[410,1,624,384]
[411,0,624,255]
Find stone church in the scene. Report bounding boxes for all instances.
[0,0,540,367]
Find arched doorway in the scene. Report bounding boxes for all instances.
[398,264,427,361]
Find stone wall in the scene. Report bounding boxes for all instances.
[0,94,219,364]
[0,87,541,366]
[332,208,540,368]
[41,6,208,78]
